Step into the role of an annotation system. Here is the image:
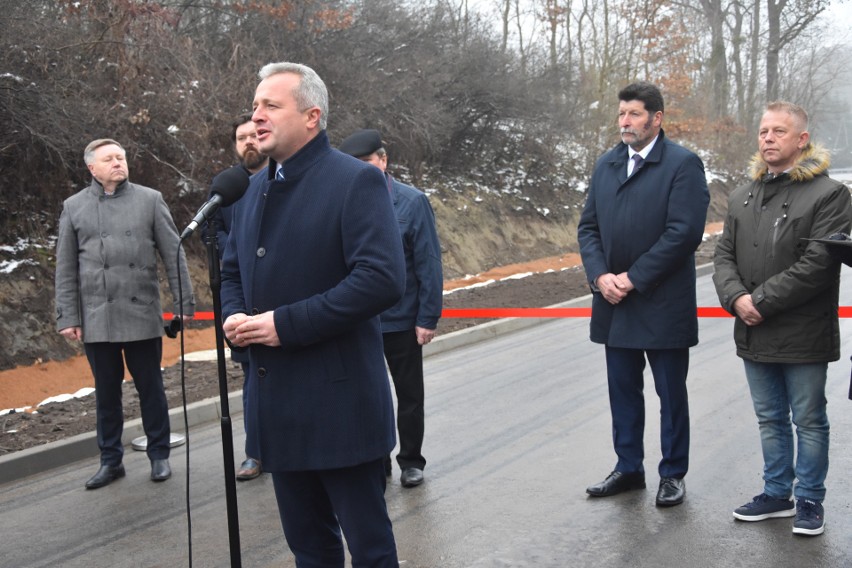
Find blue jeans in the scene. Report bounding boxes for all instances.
[743,360,829,502]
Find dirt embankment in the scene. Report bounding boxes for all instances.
[0,255,582,412]
[0,224,724,414]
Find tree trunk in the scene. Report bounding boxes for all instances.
[700,0,729,118]
[766,0,784,102]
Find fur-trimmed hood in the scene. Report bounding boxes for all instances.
[748,142,831,182]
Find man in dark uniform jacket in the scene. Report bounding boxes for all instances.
[339,128,443,489]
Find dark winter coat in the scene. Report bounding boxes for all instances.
[219,131,405,471]
[578,130,710,349]
[713,143,852,363]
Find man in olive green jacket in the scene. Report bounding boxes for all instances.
[713,101,852,537]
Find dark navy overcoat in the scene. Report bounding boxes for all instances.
[577,130,710,349]
[220,131,405,471]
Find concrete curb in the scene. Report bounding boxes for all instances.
[0,391,242,486]
[0,263,715,486]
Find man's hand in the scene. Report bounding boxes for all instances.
[59,326,83,342]
[225,311,281,347]
[224,313,249,346]
[615,272,635,293]
[595,272,631,305]
[733,294,764,326]
[415,326,436,346]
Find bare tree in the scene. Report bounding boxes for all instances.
[1,0,847,244]
[766,0,830,100]
[699,0,730,118]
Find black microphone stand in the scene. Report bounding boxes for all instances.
[201,229,242,567]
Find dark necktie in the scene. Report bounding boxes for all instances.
[630,153,644,177]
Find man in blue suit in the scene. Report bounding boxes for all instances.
[577,82,709,507]
[220,62,405,566]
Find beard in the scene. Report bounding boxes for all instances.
[240,148,267,171]
[620,116,655,149]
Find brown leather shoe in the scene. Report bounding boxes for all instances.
[586,470,646,497]
[236,457,262,481]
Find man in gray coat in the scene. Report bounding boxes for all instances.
[714,101,852,536]
[55,138,195,489]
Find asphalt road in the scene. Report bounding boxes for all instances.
[2,268,851,567]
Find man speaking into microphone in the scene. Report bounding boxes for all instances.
[220,63,405,566]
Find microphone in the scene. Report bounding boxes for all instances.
[181,166,250,240]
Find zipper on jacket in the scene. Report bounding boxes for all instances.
[771,215,784,250]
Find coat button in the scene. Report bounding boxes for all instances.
[131,297,138,303]
[251,308,260,315]
[257,367,267,378]
[101,232,108,238]
[257,247,266,257]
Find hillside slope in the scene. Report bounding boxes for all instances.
[0,175,730,371]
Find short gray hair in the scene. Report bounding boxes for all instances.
[258,62,329,130]
[766,100,809,131]
[84,138,124,165]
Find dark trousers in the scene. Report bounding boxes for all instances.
[239,360,259,459]
[383,329,426,470]
[604,346,690,479]
[271,459,398,567]
[84,337,170,465]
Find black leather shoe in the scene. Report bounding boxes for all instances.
[586,471,646,497]
[656,477,686,506]
[236,457,262,481]
[151,459,172,482]
[400,467,424,488]
[85,464,125,489]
